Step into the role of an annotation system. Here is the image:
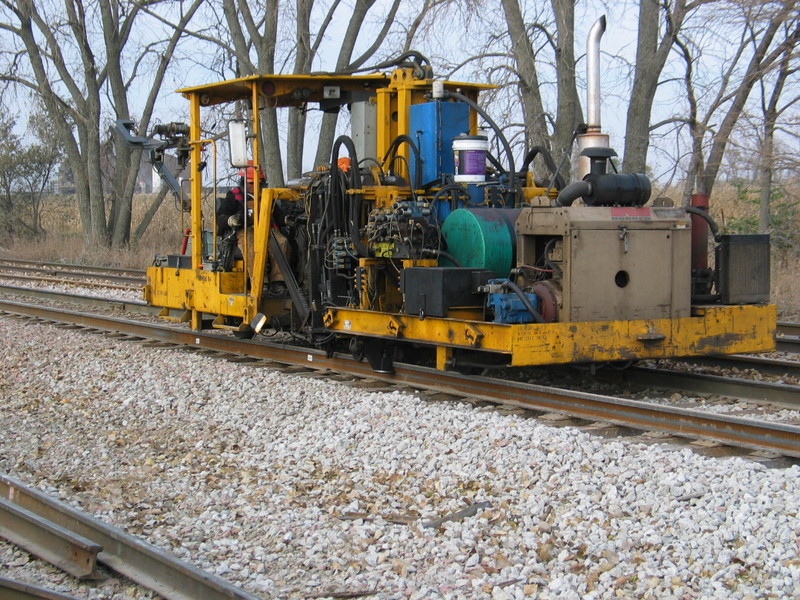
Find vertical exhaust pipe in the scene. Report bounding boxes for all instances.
[578,15,610,179]
[586,15,606,132]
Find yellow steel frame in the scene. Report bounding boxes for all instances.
[323,304,777,370]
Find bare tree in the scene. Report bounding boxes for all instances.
[0,112,58,237]
[0,115,26,235]
[500,0,549,148]
[755,27,799,232]
[484,0,582,179]
[206,0,457,181]
[550,0,582,171]
[675,0,800,200]
[220,0,284,185]
[622,0,710,175]
[0,0,203,247]
[310,0,402,169]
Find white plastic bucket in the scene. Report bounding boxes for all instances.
[453,135,488,183]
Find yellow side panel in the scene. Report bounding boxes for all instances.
[326,304,777,367]
[146,267,256,321]
[510,304,776,365]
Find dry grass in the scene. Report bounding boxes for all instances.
[773,253,800,319]
[2,189,798,318]
[1,194,193,269]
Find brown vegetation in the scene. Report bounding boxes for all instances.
[0,194,187,269]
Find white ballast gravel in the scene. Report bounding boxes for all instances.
[0,315,798,600]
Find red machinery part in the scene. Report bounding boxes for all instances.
[690,194,710,270]
[181,228,191,255]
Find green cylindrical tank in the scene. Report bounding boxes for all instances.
[441,208,520,277]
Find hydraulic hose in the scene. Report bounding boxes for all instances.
[422,248,463,267]
[521,146,566,191]
[382,135,423,189]
[331,135,369,257]
[486,152,506,175]
[433,183,470,212]
[311,51,431,77]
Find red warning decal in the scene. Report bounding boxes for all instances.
[611,207,652,220]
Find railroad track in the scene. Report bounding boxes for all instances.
[0,474,260,600]
[2,282,798,404]
[1,296,800,459]
[678,354,800,378]
[0,258,145,279]
[0,259,145,289]
[3,259,798,353]
[606,364,800,407]
[777,321,800,353]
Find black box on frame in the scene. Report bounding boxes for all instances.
[401,267,492,318]
[716,234,770,304]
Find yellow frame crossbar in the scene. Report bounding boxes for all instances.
[323,304,777,368]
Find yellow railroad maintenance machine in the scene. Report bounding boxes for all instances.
[120,26,775,374]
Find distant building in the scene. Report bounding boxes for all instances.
[52,152,183,195]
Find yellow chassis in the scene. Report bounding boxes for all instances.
[145,264,776,371]
[324,304,777,370]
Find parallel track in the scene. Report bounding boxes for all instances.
[612,365,800,407]
[778,321,800,336]
[0,264,143,285]
[0,474,261,600]
[680,354,800,378]
[0,273,140,291]
[2,297,800,458]
[0,258,145,279]
[777,321,800,353]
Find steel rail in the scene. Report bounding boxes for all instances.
[0,264,144,285]
[0,577,81,600]
[776,322,800,353]
[776,336,800,353]
[0,497,101,578]
[778,321,800,336]
[2,299,800,457]
[0,273,139,291]
[0,258,145,278]
[0,284,155,315]
[678,354,800,378]
[612,366,800,407]
[0,475,262,600]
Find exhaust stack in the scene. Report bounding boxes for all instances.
[578,16,610,179]
[586,15,606,131]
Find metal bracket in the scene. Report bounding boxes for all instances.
[464,323,484,347]
[386,315,405,337]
